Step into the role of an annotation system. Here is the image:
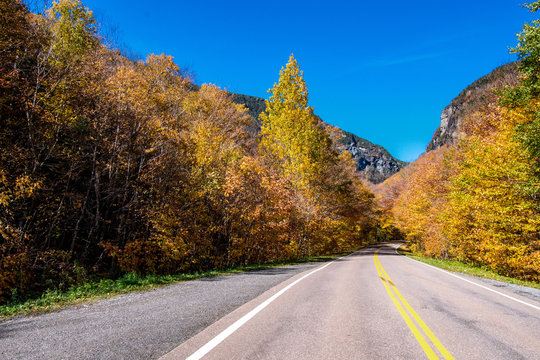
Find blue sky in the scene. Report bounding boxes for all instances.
[80,0,534,162]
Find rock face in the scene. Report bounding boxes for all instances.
[336,130,407,184]
[231,92,406,183]
[427,62,520,151]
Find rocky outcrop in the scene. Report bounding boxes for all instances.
[231,92,406,183]
[336,130,407,184]
[427,62,520,151]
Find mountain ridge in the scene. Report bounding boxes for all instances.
[230,92,407,183]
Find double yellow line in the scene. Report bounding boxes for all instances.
[374,248,454,360]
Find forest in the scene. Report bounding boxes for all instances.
[0,0,380,303]
[2,0,540,308]
[377,2,540,282]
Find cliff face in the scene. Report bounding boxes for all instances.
[231,92,407,183]
[336,130,407,184]
[427,62,520,151]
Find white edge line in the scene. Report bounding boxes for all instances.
[395,245,540,312]
[185,260,335,360]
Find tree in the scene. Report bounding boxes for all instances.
[46,0,98,63]
[392,147,455,257]
[443,106,540,280]
[259,54,335,191]
[258,54,376,256]
[504,1,540,177]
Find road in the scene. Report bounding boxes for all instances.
[0,262,322,360]
[2,243,540,359]
[162,244,540,360]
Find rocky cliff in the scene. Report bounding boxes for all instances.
[230,92,407,183]
[334,129,408,184]
[427,62,520,151]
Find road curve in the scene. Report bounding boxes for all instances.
[162,244,540,360]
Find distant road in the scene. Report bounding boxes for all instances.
[2,244,540,359]
[163,244,540,360]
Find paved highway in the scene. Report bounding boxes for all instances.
[163,244,540,359]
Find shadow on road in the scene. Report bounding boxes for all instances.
[331,244,403,263]
[201,243,403,281]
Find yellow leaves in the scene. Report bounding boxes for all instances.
[387,102,540,280]
[390,147,455,255]
[14,175,42,200]
[259,54,335,193]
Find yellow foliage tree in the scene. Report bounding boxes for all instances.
[443,106,540,279]
[259,54,335,191]
[392,147,456,257]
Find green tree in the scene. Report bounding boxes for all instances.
[504,1,540,175]
[47,0,98,63]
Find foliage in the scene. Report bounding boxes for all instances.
[392,148,456,257]
[259,54,377,256]
[259,54,335,190]
[0,1,378,303]
[378,1,540,283]
[443,107,540,279]
[505,1,540,177]
[389,106,540,281]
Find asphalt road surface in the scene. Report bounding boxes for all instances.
[0,262,322,360]
[2,243,540,359]
[163,244,540,360]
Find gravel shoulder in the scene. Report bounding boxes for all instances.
[0,262,321,360]
[459,273,540,304]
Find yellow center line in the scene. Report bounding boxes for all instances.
[373,249,438,360]
[375,251,455,360]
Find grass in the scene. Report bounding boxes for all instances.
[398,244,540,290]
[0,253,348,319]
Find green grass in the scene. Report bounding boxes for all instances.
[0,253,348,319]
[398,244,540,290]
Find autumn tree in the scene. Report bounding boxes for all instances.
[259,54,335,191]
[442,107,540,280]
[258,54,377,256]
[504,1,540,181]
[392,148,456,257]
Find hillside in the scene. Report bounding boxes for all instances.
[427,62,520,151]
[375,58,540,283]
[230,92,407,183]
[377,62,522,206]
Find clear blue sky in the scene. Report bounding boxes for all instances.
[80,0,534,162]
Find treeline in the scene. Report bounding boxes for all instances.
[0,0,378,302]
[380,2,540,282]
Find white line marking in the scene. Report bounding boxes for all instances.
[185,261,335,360]
[398,247,540,312]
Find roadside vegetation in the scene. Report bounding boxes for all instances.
[398,244,540,290]
[377,1,540,284]
[0,252,352,318]
[0,0,386,307]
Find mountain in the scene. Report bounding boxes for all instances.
[333,129,408,184]
[230,92,407,183]
[426,62,520,151]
